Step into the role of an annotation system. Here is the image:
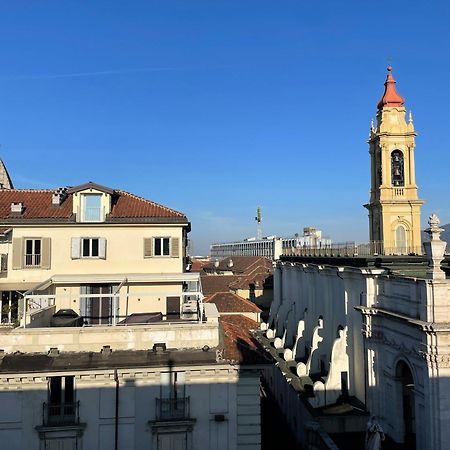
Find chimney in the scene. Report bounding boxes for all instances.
[10,202,24,214]
[52,187,68,206]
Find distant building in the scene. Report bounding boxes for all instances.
[201,256,273,310]
[210,227,331,261]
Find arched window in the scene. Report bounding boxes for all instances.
[391,150,404,186]
[395,225,407,254]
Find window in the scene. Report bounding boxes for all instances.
[71,237,106,259]
[154,237,170,256]
[46,376,77,425]
[12,237,51,270]
[391,150,404,186]
[157,371,188,421]
[25,238,41,266]
[395,225,407,254]
[82,194,102,222]
[80,284,119,325]
[144,237,180,258]
[82,238,99,257]
[1,291,20,324]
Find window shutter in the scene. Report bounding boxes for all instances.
[144,238,153,258]
[41,238,51,269]
[71,238,81,259]
[12,238,23,269]
[171,238,179,258]
[99,238,107,259]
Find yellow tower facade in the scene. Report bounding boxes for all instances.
[365,67,424,255]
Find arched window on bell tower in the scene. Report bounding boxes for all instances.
[395,225,407,254]
[391,150,404,186]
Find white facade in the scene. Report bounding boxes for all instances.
[262,244,450,449]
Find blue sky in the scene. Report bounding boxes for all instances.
[1,0,449,255]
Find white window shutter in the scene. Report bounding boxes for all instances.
[71,238,81,259]
[41,238,51,269]
[143,238,153,258]
[12,238,23,269]
[171,238,179,258]
[99,238,107,259]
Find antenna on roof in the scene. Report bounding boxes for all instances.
[255,207,262,240]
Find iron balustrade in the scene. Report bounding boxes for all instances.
[24,253,41,267]
[42,401,79,426]
[282,241,424,257]
[155,396,190,421]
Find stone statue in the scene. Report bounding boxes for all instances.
[365,416,385,450]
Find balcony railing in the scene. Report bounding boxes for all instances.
[155,397,190,421]
[282,241,423,258]
[24,253,41,267]
[42,401,79,426]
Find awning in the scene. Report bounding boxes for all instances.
[0,282,38,291]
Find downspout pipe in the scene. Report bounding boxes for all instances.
[114,369,119,450]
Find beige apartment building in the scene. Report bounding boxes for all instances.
[0,181,196,326]
[0,180,264,450]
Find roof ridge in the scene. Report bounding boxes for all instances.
[115,189,186,217]
[1,189,53,193]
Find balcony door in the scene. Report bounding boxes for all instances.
[157,433,187,450]
[80,284,118,325]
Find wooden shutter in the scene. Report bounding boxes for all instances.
[12,238,23,269]
[171,237,179,258]
[143,238,153,258]
[99,238,107,259]
[41,238,51,269]
[71,237,81,259]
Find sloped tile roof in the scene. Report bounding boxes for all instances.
[0,185,187,223]
[204,256,272,274]
[220,314,268,364]
[200,275,244,295]
[205,292,262,313]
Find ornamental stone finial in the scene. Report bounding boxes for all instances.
[423,213,447,280]
[428,213,440,228]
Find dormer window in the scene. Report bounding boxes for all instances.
[82,194,102,222]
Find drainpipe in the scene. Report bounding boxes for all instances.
[114,369,119,450]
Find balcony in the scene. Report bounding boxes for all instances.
[42,401,80,426]
[156,397,190,421]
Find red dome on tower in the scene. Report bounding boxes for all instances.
[377,66,405,110]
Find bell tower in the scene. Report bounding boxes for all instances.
[364,66,424,255]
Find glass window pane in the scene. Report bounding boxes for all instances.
[155,238,161,256]
[163,238,170,256]
[91,239,99,257]
[82,239,90,257]
[26,239,33,254]
[34,239,41,255]
[83,194,102,221]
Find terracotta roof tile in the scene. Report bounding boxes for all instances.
[200,275,244,295]
[204,256,272,274]
[205,292,262,313]
[0,184,187,223]
[219,314,268,364]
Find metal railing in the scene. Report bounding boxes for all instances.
[282,241,423,258]
[155,397,190,421]
[24,253,41,267]
[42,401,80,426]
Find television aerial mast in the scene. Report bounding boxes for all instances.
[255,207,262,240]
